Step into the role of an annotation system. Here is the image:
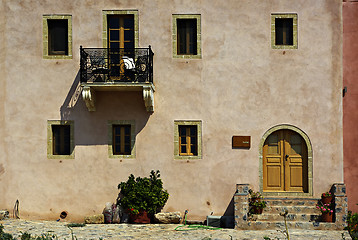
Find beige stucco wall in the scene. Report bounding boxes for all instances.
[0,0,342,221]
[0,0,7,207]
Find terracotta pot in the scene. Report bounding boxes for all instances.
[321,211,333,222]
[251,206,263,214]
[129,210,151,224]
[322,196,333,204]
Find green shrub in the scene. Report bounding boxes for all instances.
[346,210,358,240]
[117,170,169,215]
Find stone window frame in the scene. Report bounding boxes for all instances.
[271,13,298,49]
[47,120,74,159]
[174,120,202,159]
[43,15,72,59]
[259,124,313,197]
[102,10,139,48]
[172,14,202,59]
[108,120,136,159]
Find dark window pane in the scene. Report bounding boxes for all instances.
[177,19,197,55]
[108,16,120,28]
[179,126,186,136]
[275,18,293,45]
[124,30,134,42]
[125,136,130,143]
[124,42,134,49]
[52,125,70,155]
[48,20,68,55]
[114,126,121,135]
[123,16,134,28]
[190,126,197,136]
[124,125,131,135]
[181,146,187,154]
[181,137,186,144]
[191,145,198,155]
[191,137,197,145]
[110,30,120,41]
[110,42,120,49]
[125,145,131,153]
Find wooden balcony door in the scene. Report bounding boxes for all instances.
[263,130,308,192]
[108,15,134,80]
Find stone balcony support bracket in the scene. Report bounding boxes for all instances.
[143,85,154,112]
[81,83,155,112]
[82,86,96,111]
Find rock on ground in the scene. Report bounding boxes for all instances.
[154,212,181,223]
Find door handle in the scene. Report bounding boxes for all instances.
[285,155,289,160]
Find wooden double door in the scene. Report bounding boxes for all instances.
[263,130,308,192]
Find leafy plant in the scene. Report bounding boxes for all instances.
[345,210,358,240]
[316,201,334,213]
[0,224,14,240]
[322,192,332,198]
[248,189,266,214]
[117,170,169,215]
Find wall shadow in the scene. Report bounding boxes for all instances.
[60,71,151,146]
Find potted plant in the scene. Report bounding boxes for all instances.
[345,206,358,240]
[248,190,266,214]
[316,201,334,222]
[321,191,334,204]
[117,170,169,223]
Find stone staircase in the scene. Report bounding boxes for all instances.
[247,197,326,230]
[234,184,348,230]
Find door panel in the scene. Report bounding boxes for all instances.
[263,130,308,192]
[108,15,134,80]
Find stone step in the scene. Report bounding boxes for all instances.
[263,197,320,207]
[253,213,320,222]
[245,221,345,230]
[263,205,320,214]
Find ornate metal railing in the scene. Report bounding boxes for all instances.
[80,46,153,84]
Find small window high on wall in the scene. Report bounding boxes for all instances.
[271,14,298,49]
[43,15,72,59]
[48,19,68,55]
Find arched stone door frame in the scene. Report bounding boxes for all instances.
[259,124,313,197]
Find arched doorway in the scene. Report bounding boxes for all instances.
[259,125,313,196]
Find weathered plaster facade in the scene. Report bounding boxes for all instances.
[343,0,358,213]
[0,0,343,222]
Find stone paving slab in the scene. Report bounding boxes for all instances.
[0,219,353,240]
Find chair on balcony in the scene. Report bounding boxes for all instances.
[86,54,109,82]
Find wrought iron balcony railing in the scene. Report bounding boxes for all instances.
[80,46,153,84]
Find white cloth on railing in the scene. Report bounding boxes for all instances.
[122,56,135,70]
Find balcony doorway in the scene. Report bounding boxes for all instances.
[108,15,135,81]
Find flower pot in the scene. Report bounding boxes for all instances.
[251,206,263,214]
[321,211,333,222]
[129,210,151,224]
[322,196,333,204]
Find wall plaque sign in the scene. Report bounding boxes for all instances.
[232,136,250,148]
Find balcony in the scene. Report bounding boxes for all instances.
[79,46,155,112]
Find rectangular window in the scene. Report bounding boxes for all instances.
[52,125,70,155]
[179,125,198,156]
[172,14,201,58]
[177,19,197,55]
[271,14,298,49]
[108,120,136,158]
[48,19,68,55]
[174,120,202,159]
[47,120,74,159]
[43,15,72,59]
[275,18,293,46]
[113,125,131,155]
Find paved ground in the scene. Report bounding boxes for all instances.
[0,219,353,240]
